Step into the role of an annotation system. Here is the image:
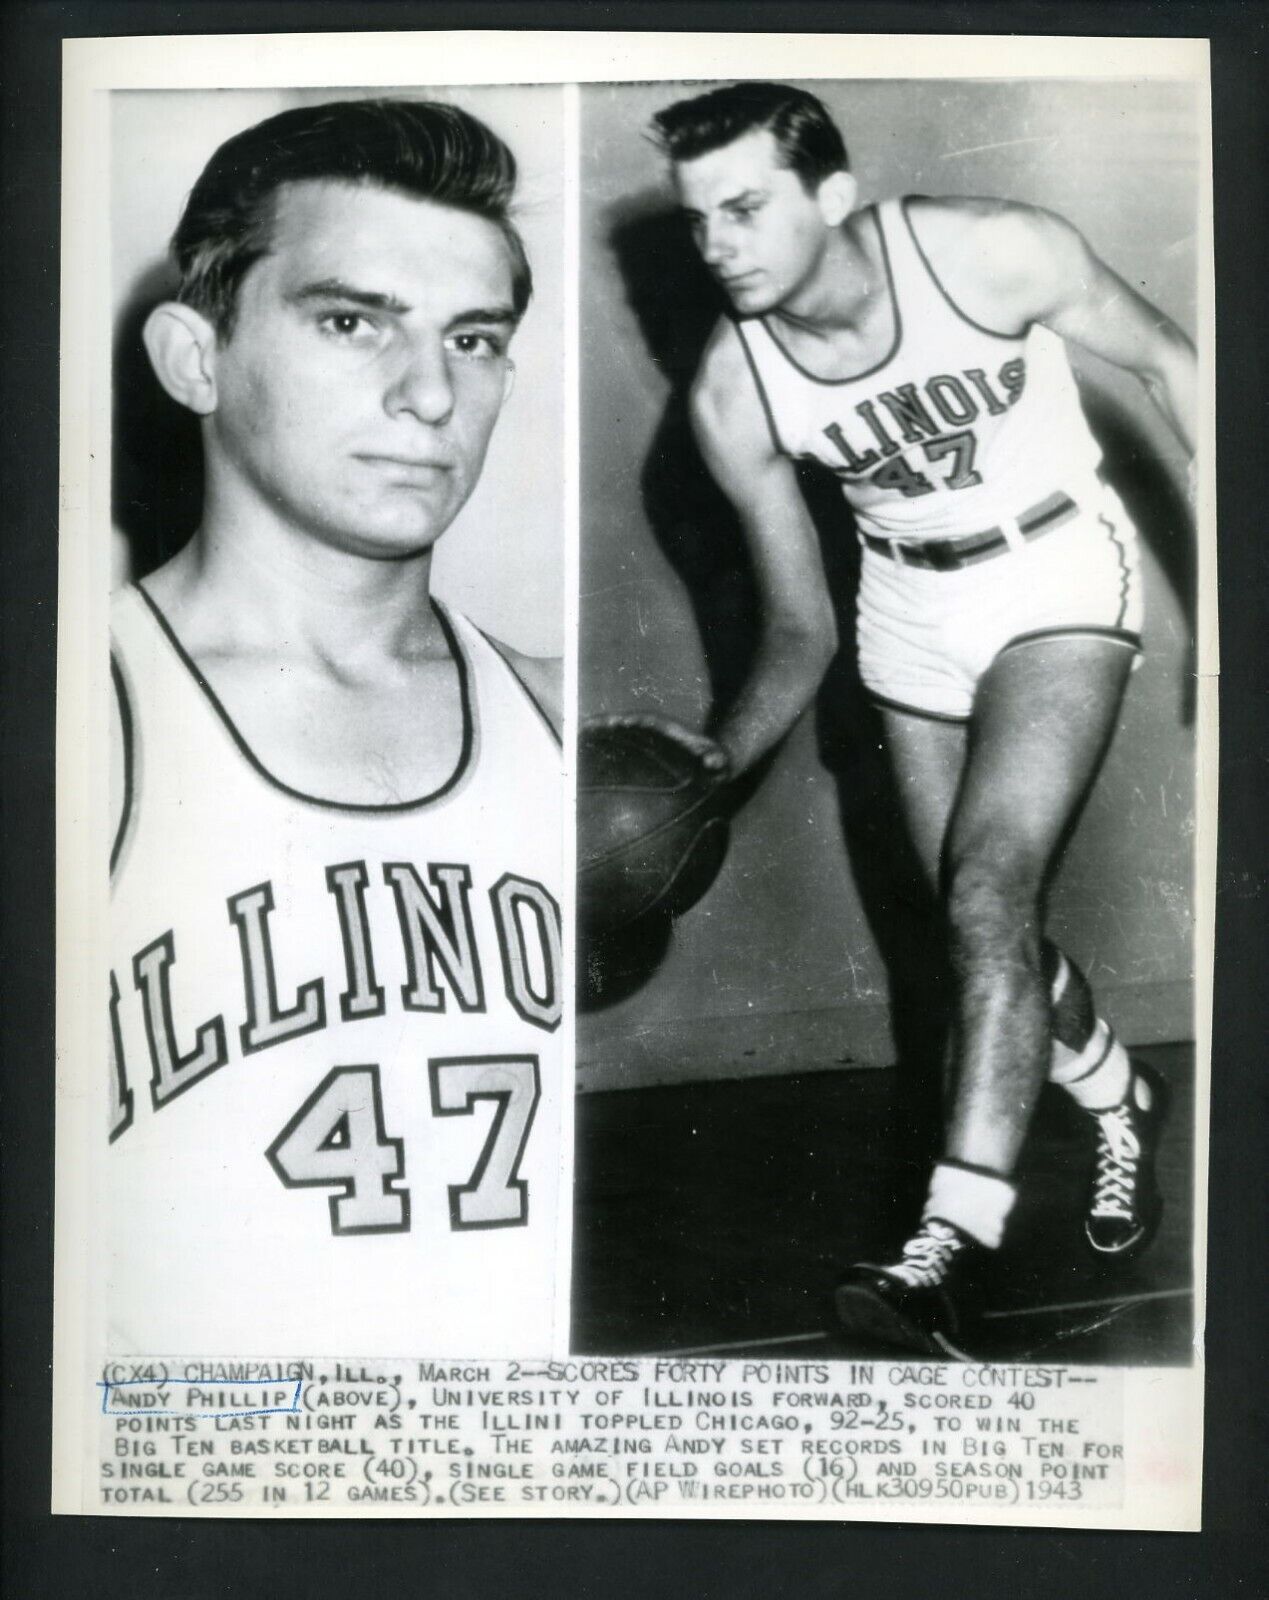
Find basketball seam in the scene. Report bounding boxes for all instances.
[584,815,728,922]
[579,788,725,874]
[639,817,728,915]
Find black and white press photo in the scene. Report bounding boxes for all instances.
[575,76,1203,1369]
[59,75,569,1389]
[53,30,1213,1530]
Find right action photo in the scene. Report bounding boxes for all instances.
[574,77,1201,1364]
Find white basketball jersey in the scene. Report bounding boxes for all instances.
[735,197,1104,539]
[107,584,566,1359]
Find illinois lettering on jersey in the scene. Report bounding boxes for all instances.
[735,196,1104,540]
[107,585,566,1360]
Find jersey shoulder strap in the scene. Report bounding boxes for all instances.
[110,581,233,752]
[886,195,1022,343]
[441,604,562,755]
[878,195,965,334]
[110,581,252,881]
[728,313,793,456]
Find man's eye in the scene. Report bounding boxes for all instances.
[447,332,505,360]
[318,311,377,340]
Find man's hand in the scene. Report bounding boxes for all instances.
[583,712,732,778]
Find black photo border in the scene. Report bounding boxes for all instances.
[3,2,1264,1596]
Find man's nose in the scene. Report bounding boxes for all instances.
[384,334,454,426]
[699,218,735,266]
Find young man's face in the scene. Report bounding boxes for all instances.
[204,179,519,560]
[673,128,835,317]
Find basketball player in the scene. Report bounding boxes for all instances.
[106,100,565,1360]
[649,82,1195,1354]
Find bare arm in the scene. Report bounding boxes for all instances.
[927,198,1196,453]
[1031,208,1194,452]
[690,321,838,775]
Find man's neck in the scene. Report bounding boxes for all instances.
[769,212,880,337]
[144,513,446,672]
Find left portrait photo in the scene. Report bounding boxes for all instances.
[61,83,570,1386]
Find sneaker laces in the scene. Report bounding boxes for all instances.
[1091,1105,1142,1220]
[887,1219,965,1289]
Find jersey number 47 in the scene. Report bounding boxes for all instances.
[266,1057,540,1234]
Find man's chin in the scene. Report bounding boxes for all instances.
[367,530,448,562]
[723,280,775,316]
[322,521,450,563]
[341,496,468,561]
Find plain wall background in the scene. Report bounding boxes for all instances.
[578,78,1199,1090]
[109,85,565,656]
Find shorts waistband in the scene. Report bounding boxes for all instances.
[860,488,1083,572]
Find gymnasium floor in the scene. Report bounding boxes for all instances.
[571,1043,1195,1364]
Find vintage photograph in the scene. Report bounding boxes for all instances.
[575,77,1200,1366]
[51,30,1213,1529]
[101,84,569,1362]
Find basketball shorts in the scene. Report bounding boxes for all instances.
[856,479,1143,721]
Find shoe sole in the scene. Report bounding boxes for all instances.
[832,1282,954,1358]
[1083,1059,1171,1264]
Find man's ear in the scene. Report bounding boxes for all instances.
[502,357,517,403]
[817,171,858,229]
[141,302,220,416]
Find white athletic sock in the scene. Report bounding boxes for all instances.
[1049,1018,1133,1113]
[921,1161,1016,1251]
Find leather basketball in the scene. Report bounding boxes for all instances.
[578,721,730,935]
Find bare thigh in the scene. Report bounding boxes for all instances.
[877,709,966,892]
[946,635,1134,889]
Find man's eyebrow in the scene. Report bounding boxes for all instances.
[286,279,411,314]
[285,280,519,327]
[447,306,521,329]
[678,187,766,218]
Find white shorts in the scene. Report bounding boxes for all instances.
[857,481,1143,721]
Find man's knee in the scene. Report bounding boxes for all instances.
[944,850,1043,970]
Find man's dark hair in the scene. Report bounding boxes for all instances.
[172,97,532,338]
[651,82,849,190]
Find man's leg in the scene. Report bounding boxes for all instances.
[836,638,1134,1353]
[881,712,1113,1092]
[869,709,965,1195]
[939,638,1133,1167]
[875,706,964,893]
[1045,943,1130,1109]
[1043,934,1170,1257]
[879,681,1164,1257]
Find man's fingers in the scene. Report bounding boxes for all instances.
[582,713,732,777]
[695,742,731,774]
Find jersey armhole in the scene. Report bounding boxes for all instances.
[110,653,135,876]
[475,630,563,750]
[900,195,1023,342]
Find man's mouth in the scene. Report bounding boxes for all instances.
[356,454,454,477]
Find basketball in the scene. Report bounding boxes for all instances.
[579,720,731,936]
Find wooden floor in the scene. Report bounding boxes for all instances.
[571,1043,1195,1364]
